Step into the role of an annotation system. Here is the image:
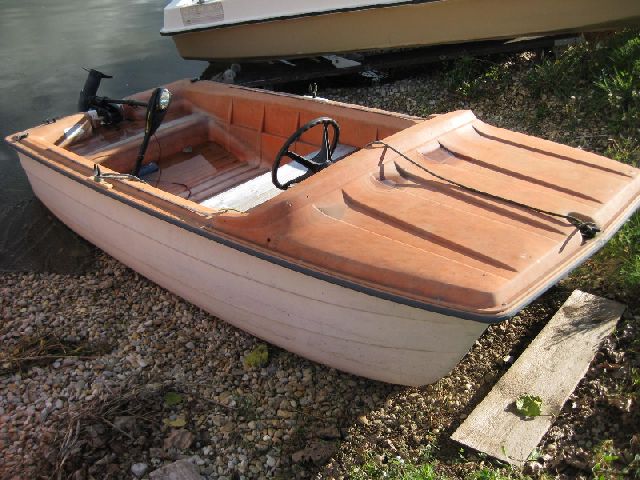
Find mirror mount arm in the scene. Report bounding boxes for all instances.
[133,135,152,178]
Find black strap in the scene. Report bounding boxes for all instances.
[366,140,600,241]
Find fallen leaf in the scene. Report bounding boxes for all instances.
[515,394,543,417]
[164,391,183,407]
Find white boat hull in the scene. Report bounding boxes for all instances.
[19,152,488,386]
[164,0,640,61]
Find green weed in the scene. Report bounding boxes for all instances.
[350,456,440,480]
[631,368,640,396]
[243,343,269,368]
[444,56,512,97]
[600,211,640,290]
[349,447,442,480]
[592,440,621,480]
[606,137,639,167]
[466,468,522,480]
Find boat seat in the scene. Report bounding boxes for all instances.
[200,144,357,212]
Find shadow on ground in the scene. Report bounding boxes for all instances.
[0,197,95,274]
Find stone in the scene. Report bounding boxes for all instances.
[149,459,202,480]
[131,463,149,478]
[113,416,137,435]
[98,279,114,289]
[164,429,195,451]
[316,425,341,440]
[357,415,369,426]
[220,422,235,434]
[291,440,337,464]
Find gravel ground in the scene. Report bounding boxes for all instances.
[2,55,639,480]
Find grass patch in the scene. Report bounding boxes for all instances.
[599,212,640,290]
[444,55,516,97]
[592,440,621,480]
[466,467,528,480]
[243,343,269,369]
[348,446,533,480]
[526,30,640,291]
[350,448,442,480]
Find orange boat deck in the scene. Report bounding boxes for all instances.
[10,80,640,320]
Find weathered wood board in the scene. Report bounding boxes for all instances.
[452,290,625,466]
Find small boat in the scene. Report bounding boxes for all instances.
[162,0,640,61]
[6,77,640,385]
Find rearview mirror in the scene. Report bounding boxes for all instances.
[133,88,172,176]
[145,88,172,138]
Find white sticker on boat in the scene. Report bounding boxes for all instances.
[181,1,224,26]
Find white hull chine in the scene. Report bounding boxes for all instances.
[19,152,487,386]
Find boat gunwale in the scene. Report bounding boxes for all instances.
[8,129,640,324]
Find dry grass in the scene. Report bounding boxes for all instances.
[0,334,110,375]
[39,379,169,480]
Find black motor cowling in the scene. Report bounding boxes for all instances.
[78,69,112,112]
[77,69,147,126]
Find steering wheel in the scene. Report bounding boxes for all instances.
[272,117,340,190]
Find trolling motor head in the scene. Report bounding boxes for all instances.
[78,68,147,126]
[78,69,112,111]
[78,69,123,125]
[132,87,172,177]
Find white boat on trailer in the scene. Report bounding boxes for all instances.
[162,0,640,61]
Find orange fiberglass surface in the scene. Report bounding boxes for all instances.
[8,80,640,322]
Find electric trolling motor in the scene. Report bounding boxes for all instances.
[78,69,172,177]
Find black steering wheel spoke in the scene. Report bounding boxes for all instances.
[284,150,315,170]
[321,123,331,156]
[272,117,340,190]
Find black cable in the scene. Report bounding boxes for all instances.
[152,133,192,200]
[365,140,600,241]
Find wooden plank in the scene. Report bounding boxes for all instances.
[452,290,625,466]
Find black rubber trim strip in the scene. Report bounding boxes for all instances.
[11,141,630,324]
[160,0,440,36]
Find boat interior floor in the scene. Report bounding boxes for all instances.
[137,140,357,211]
[197,144,357,211]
